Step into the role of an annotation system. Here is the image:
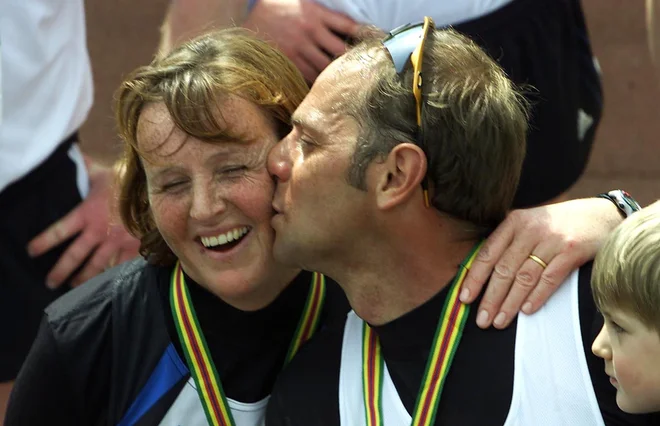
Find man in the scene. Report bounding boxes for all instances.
[0,1,139,421]
[264,20,657,424]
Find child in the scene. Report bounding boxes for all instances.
[591,201,660,414]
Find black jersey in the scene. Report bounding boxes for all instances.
[5,258,349,425]
[266,263,660,425]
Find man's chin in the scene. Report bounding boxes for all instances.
[272,239,302,268]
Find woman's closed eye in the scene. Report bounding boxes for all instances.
[160,180,188,193]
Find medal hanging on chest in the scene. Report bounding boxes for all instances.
[362,241,483,426]
[170,263,326,426]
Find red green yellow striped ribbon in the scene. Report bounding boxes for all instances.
[171,263,325,426]
[363,323,384,426]
[285,271,326,363]
[362,241,483,426]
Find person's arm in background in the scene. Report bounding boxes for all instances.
[159,0,250,55]
[160,0,361,82]
[647,0,660,74]
[27,155,140,288]
[242,0,360,82]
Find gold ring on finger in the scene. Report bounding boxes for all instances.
[528,254,548,269]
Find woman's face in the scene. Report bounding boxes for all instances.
[137,98,299,310]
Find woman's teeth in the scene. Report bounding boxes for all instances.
[201,226,250,248]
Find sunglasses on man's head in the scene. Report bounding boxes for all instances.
[382,16,435,206]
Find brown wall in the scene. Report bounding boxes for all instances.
[80,0,660,205]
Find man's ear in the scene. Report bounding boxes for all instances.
[374,143,427,210]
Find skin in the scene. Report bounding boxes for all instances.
[137,98,299,311]
[268,57,373,275]
[269,52,480,325]
[592,308,660,413]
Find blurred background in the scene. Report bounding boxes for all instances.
[81,0,660,205]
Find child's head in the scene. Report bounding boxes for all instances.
[591,201,660,414]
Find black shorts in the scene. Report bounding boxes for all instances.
[455,0,603,207]
[0,134,83,381]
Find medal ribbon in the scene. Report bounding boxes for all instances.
[171,262,326,426]
[362,241,483,426]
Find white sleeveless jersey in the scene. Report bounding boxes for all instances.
[339,269,605,425]
[0,1,93,192]
[159,377,268,426]
[313,0,515,32]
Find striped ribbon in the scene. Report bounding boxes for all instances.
[363,323,384,426]
[362,241,483,426]
[171,263,326,426]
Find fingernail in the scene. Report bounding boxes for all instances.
[476,310,489,328]
[522,302,533,314]
[46,279,57,289]
[460,288,470,303]
[494,312,507,328]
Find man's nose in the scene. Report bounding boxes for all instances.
[268,137,292,182]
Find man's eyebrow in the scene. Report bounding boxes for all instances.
[291,114,321,138]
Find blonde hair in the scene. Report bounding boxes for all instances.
[114,28,309,264]
[591,201,660,334]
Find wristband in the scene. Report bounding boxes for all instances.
[596,190,641,218]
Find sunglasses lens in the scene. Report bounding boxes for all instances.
[383,27,424,73]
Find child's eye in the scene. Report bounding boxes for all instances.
[608,319,626,334]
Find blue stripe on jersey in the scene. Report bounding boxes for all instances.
[117,343,190,426]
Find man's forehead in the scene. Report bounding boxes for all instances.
[296,52,377,122]
[322,52,376,90]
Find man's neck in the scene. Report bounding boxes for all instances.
[335,234,480,326]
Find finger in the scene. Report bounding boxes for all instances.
[300,42,333,74]
[317,6,360,37]
[354,24,386,41]
[313,26,348,58]
[27,207,85,257]
[461,220,515,304]
[70,243,120,287]
[523,251,582,315]
[475,233,539,328]
[45,232,100,289]
[291,53,320,83]
[491,247,556,329]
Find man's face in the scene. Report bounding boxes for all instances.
[267,58,372,272]
[592,307,660,413]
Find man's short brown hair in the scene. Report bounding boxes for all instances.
[114,28,308,264]
[343,28,529,234]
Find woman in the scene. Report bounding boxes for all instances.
[4,28,631,426]
[6,29,349,426]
